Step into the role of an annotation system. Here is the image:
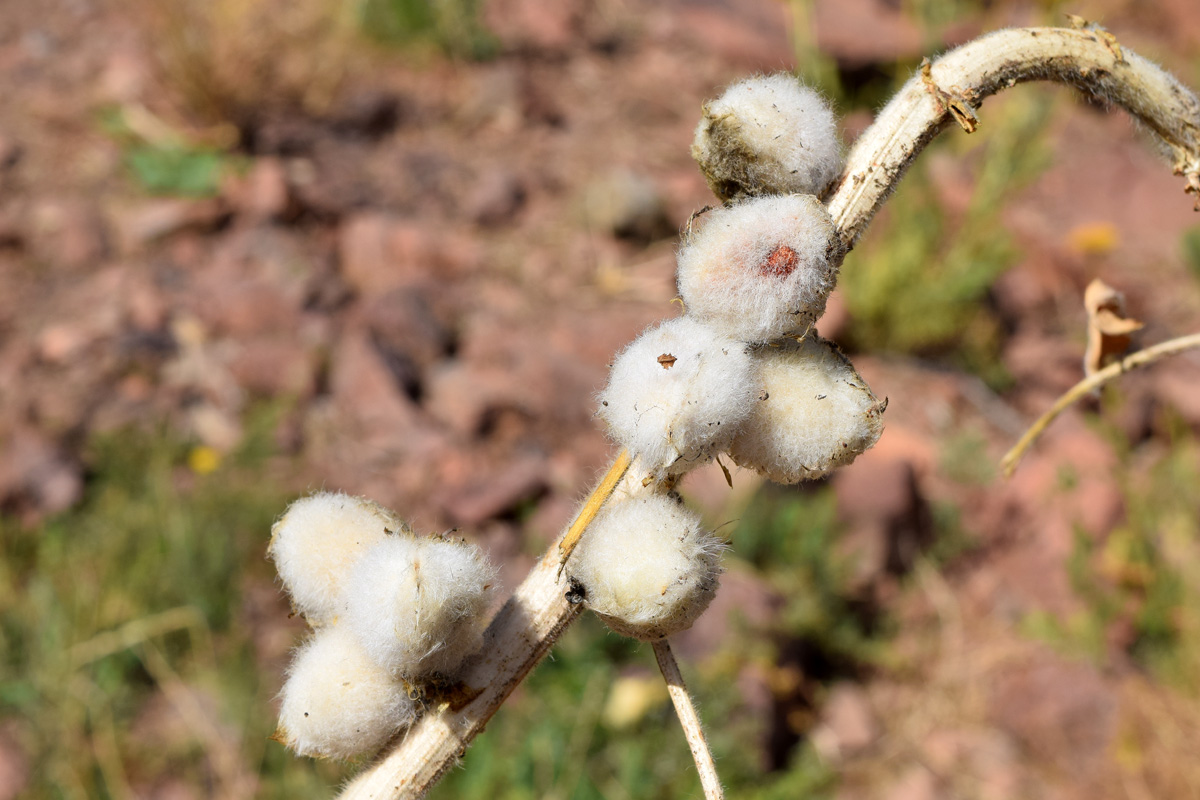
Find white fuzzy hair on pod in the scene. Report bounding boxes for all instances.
[570,492,723,641]
[677,194,839,344]
[692,73,843,201]
[342,534,497,679]
[269,492,408,626]
[276,626,417,761]
[729,334,886,483]
[597,316,758,478]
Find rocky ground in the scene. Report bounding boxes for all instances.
[4,0,1200,798]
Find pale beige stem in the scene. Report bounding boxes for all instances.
[828,25,1200,249]
[1001,332,1200,476]
[338,25,1200,800]
[652,638,725,800]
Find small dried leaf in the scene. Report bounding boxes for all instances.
[1084,278,1143,376]
[657,353,677,369]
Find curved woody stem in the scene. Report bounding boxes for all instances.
[338,25,1200,800]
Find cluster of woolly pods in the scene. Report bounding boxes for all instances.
[583,74,884,643]
[269,492,496,760]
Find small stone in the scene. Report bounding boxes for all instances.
[580,170,671,242]
[465,170,526,227]
[226,157,291,222]
[31,199,108,269]
[37,323,89,364]
[338,213,435,296]
[0,428,83,520]
[227,338,317,398]
[112,198,227,252]
[812,682,878,760]
[833,457,932,588]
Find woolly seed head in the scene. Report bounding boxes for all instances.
[269,492,410,626]
[571,492,723,641]
[692,73,843,201]
[276,626,417,761]
[729,334,885,483]
[597,316,758,478]
[342,534,497,679]
[677,194,839,344]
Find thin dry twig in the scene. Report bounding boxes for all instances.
[339,25,1200,799]
[651,638,725,800]
[1001,332,1200,476]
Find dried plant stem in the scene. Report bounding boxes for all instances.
[651,639,725,800]
[339,453,646,800]
[1001,332,1200,476]
[339,26,1200,800]
[558,449,632,574]
[828,25,1200,249]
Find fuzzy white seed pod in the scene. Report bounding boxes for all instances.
[342,534,497,679]
[276,626,418,761]
[571,493,723,641]
[598,316,758,478]
[692,73,843,201]
[677,194,839,344]
[269,492,409,626]
[729,334,886,483]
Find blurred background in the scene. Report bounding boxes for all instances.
[3,0,1200,797]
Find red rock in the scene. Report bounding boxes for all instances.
[338,213,440,296]
[327,329,445,464]
[0,136,21,171]
[815,0,924,67]
[676,0,793,70]
[0,428,82,520]
[1155,366,1200,428]
[0,723,29,800]
[435,453,549,526]
[887,765,948,800]
[226,156,291,222]
[815,682,879,758]
[484,0,579,52]
[987,651,1116,775]
[672,566,779,660]
[36,323,88,364]
[31,199,108,269]
[112,198,227,252]
[1002,332,1081,395]
[833,457,932,586]
[227,338,317,397]
[465,169,526,227]
[361,285,456,374]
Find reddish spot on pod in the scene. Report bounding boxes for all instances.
[760,245,799,278]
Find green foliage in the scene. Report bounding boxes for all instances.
[1021,429,1200,688]
[1181,225,1200,282]
[838,91,1053,384]
[359,0,497,60]
[125,146,227,197]
[0,410,346,799]
[734,485,889,674]
[939,427,995,486]
[100,108,234,198]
